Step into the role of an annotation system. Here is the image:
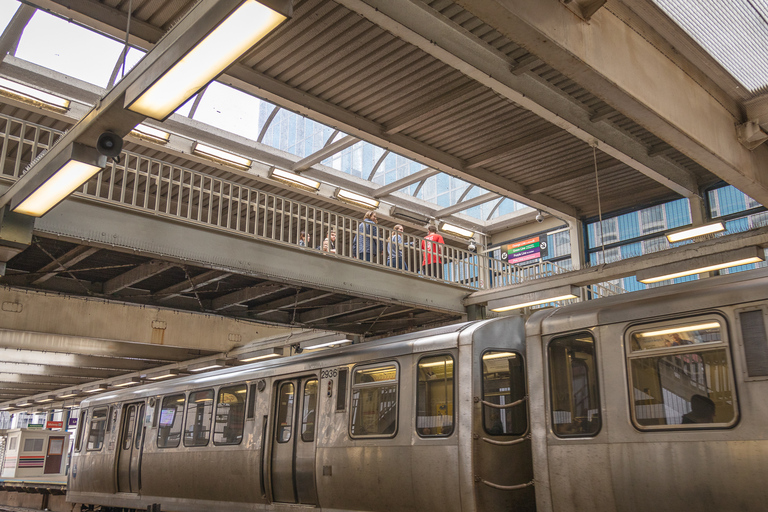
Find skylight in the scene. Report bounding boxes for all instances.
[0,2,19,35]
[652,0,768,94]
[191,81,272,140]
[16,11,125,88]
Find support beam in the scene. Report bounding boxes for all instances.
[250,289,336,315]
[373,167,439,198]
[384,82,480,135]
[465,126,561,169]
[434,192,499,218]
[298,299,378,323]
[154,270,232,301]
[0,348,155,371]
[103,260,176,295]
[454,0,768,205]
[292,135,359,172]
[0,4,35,61]
[32,246,99,285]
[209,282,287,311]
[335,0,700,201]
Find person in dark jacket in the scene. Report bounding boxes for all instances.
[355,210,382,262]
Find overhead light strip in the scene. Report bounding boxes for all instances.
[130,124,171,144]
[0,77,70,112]
[336,188,379,209]
[488,285,580,312]
[666,222,725,243]
[192,142,251,169]
[636,246,765,284]
[125,0,290,120]
[440,222,474,239]
[269,167,320,191]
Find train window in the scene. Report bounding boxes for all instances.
[738,309,768,378]
[86,407,108,451]
[184,389,214,447]
[74,410,87,451]
[276,382,295,443]
[123,407,136,450]
[157,393,185,448]
[247,383,257,420]
[548,334,601,437]
[350,364,398,438]
[336,368,348,412]
[482,352,526,436]
[214,384,247,445]
[301,379,318,442]
[627,318,737,428]
[417,355,454,437]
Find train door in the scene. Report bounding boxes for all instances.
[116,402,145,493]
[471,318,536,512]
[268,377,319,505]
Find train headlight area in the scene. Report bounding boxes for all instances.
[1,268,767,512]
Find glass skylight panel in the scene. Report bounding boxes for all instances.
[113,47,147,85]
[0,1,20,34]
[16,11,125,88]
[191,81,271,140]
[652,0,768,93]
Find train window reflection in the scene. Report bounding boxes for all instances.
[276,382,294,443]
[214,384,246,445]
[157,394,185,448]
[184,389,214,447]
[350,364,398,437]
[482,351,526,436]
[75,410,87,451]
[86,407,108,451]
[417,355,454,437]
[627,318,736,429]
[548,335,601,437]
[301,380,318,442]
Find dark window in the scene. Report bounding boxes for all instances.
[482,351,526,436]
[157,394,185,448]
[276,382,295,443]
[214,384,247,445]
[739,309,768,377]
[184,389,214,446]
[627,319,736,428]
[549,334,601,437]
[336,368,348,412]
[86,407,108,451]
[417,355,454,437]
[75,410,87,451]
[301,379,318,442]
[247,383,257,419]
[123,407,136,450]
[350,364,398,437]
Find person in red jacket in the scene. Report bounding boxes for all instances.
[421,225,444,279]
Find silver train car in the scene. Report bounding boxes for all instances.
[68,268,768,512]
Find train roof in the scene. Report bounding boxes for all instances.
[79,318,497,408]
[528,266,768,336]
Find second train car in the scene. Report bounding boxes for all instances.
[68,267,768,512]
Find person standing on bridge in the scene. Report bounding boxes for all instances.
[356,211,383,263]
[421,225,444,279]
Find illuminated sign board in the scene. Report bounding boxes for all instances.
[46,421,64,430]
[501,236,548,264]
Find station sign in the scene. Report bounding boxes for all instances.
[501,236,548,264]
[27,423,44,429]
[68,417,78,427]
[46,421,64,430]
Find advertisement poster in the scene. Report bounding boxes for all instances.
[501,236,548,264]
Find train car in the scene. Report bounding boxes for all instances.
[525,266,768,512]
[68,316,535,512]
[67,267,768,512]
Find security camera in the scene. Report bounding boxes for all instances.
[468,240,477,253]
[535,211,544,223]
[96,131,123,159]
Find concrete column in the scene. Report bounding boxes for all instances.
[689,195,710,226]
[466,304,486,321]
[568,219,585,270]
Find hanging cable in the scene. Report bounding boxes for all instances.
[592,143,606,264]
[121,0,133,79]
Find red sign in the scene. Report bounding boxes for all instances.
[46,421,64,430]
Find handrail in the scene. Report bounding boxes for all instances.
[478,396,527,409]
[478,479,534,491]
[481,433,530,446]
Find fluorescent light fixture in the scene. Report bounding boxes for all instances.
[440,222,474,239]
[56,390,81,399]
[35,395,56,403]
[188,359,231,372]
[269,167,320,191]
[390,207,429,225]
[192,142,251,169]
[237,347,283,362]
[11,143,107,217]
[303,339,352,351]
[15,401,31,407]
[130,123,171,144]
[0,77,70,112]
[0,404,15,411]
[146,369,182,380]
[636,246,765,284]
[335,188,380,209]
[639,322,720,338]
[112,377,142,387]
[125,0,290,120]
[83,384,109,393]
[666,222,725,243]
[489,285,580,312]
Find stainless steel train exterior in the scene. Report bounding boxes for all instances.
[68,316,535,512]
[68,267,768,512]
